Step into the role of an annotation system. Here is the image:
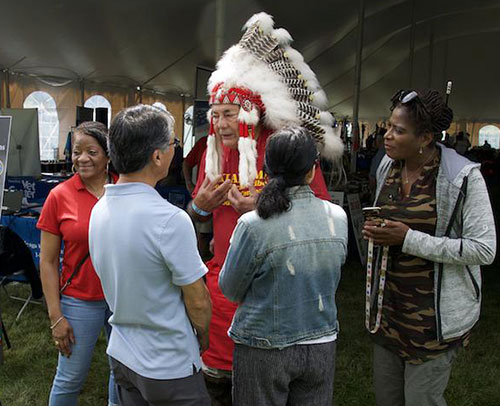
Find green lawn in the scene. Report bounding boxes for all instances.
[1,259,499,406]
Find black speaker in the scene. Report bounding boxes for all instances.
[95,108,108,127]
[76,106,94,126]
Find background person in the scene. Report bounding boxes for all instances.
[183,135,212,259]
[363,89,496,406]
[89,104,211,406]
[37,121,118,406]
[219,127,348,406]
[183,135,208,194]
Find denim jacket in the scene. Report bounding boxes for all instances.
[219,185,348,349]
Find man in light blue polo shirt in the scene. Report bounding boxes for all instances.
[89,104,212,406]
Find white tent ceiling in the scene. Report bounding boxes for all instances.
[1,0,499,120]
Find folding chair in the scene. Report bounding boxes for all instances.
[0,226,43,323]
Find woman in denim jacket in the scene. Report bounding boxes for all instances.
[219,126,348,406]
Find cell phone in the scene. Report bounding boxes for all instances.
[362,206,381,220]
[362,207,383,226]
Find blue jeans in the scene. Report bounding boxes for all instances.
[49,295,119,406]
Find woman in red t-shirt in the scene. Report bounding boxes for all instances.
[37,121,118,406]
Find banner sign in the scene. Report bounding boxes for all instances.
[0,116,13,217]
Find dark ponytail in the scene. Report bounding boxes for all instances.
[257,126,317,219]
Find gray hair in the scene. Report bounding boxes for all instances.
[109,104,175,174]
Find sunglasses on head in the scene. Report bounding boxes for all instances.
[396,90,429,115]
[399,90,419,103]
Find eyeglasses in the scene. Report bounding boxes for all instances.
[169,138,180,148]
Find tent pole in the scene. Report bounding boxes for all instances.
[350,0,365,174]
[215,0,226,60]
[408,0,416,88]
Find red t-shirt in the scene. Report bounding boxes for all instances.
[193,129,330,370]
[37,173,117,301]
[184,136,208,169]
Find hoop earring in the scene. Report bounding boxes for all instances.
[71,164,76,173]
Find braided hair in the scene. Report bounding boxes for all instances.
[390,89,453,141]
[256,126,318,219]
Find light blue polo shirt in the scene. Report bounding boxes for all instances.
[89,182,208,380]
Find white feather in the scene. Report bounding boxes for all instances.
[205,135,220,181]
[238,137,257,187]
[320,125,344,162]
[238,106,260,125]
[206,108,212,122]
[297,62,318,85]
[284,47,304,64]
[243,12,274,34]
[284,47,321,91]
[272,28,293,45]
[312,90,328,109]
[319,111,334,126]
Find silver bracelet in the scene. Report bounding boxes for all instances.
[192,201,211,217]
[50,316,64,330]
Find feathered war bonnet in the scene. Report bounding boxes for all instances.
[206,12,344,187]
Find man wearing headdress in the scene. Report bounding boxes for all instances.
[187,12,344,405]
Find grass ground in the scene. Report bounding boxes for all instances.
[0,259,499,406]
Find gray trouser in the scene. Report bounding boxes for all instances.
[373,344,458,406]
[233,341,336,406]
[110,357,211,406]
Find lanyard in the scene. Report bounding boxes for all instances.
[365,239,389,334]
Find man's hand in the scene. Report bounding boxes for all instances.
[193,175,232,213]
[362,219,410,246]
[181,279,212,355]
[198,332,210,354]
[227,184,258,215]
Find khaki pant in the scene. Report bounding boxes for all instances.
[373,344,458,406]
